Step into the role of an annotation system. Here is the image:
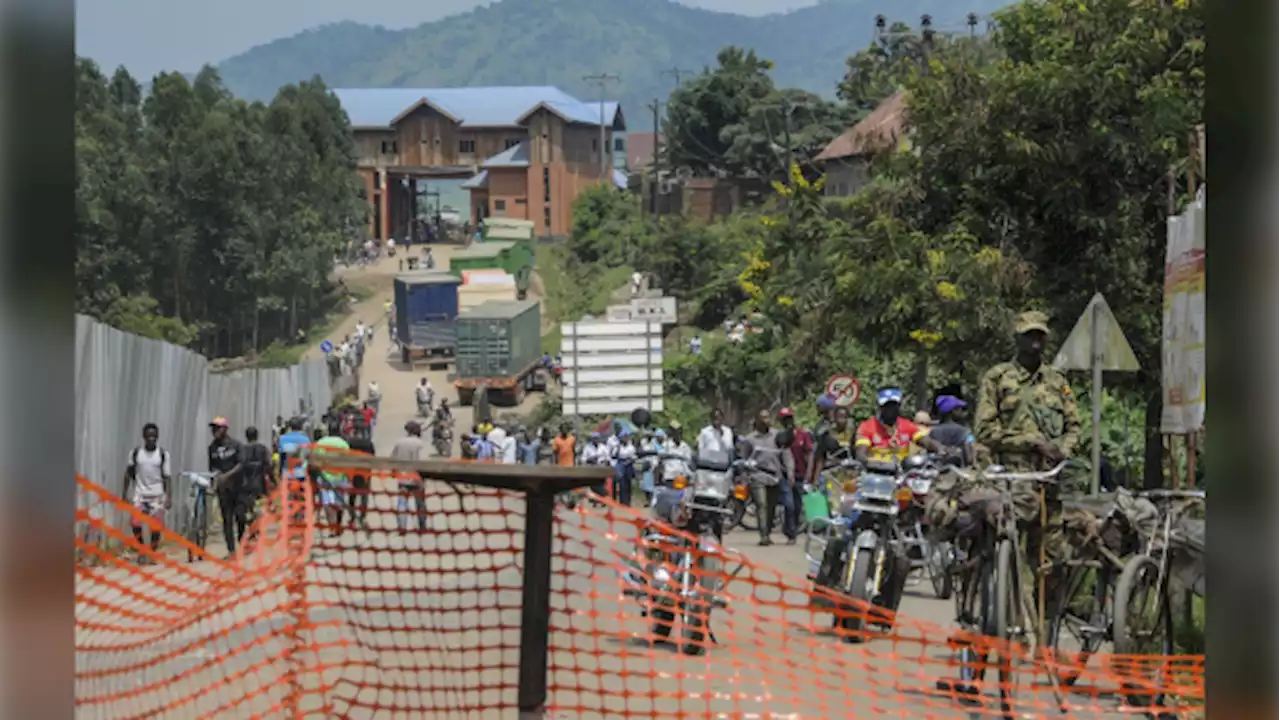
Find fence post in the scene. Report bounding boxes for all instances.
[517,487,556,718]
[282,475,310,716]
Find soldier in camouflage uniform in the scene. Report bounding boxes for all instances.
[931,311,1084,698]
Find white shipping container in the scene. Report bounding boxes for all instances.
[560,351,662,369]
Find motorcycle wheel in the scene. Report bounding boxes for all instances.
[650,606,676,642]
[838,547,875,643]
[737,498,758,531]
[680,602,708,656]
[728,498,748,531]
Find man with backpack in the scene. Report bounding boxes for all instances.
[122,423,172,563]
[237,427,273,546]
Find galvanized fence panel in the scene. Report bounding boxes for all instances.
[75,315,333,551]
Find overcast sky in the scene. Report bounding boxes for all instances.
[76,0,819,78]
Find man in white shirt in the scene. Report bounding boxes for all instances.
[697,408,736,459]
[604,421,623,462]
[367,381,382,417]
[355,321,366,342]
[415,378,434,416]
[689,335,702,355]
[122,423,172,562]
[631,271,643,296]
[488,426,518,464]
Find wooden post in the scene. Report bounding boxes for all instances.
[517,488,556,719]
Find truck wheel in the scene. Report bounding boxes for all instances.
[457,388,475,407]
[400,346,410,365]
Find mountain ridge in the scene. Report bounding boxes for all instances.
[213,0,1010,121]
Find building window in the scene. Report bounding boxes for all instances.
[614,137,625,152]
[544,207,552,230]
[493,198,507,215]
[380,140,398,155]
[591,138,598,152]
[505,138,522,150]
[543,167,550,203]
[459,139,476,154]
[373,173,382,190]
[514,198,527,205]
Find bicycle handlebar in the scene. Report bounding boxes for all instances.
[950,459,1072,484]
[1139,488,1206,501]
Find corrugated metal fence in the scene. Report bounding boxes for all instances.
[74,314,335,544]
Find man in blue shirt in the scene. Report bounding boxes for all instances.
[277,417,312,490]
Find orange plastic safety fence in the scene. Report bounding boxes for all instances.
[75,468,1205,719]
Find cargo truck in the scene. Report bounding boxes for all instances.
[452,299,547,407]
[394,272,462,366]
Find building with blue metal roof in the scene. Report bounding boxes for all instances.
[338,86,627,242]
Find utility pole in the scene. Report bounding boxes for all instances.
[583,73,620,183]
[661,67,695,88]
[648,98,663,223]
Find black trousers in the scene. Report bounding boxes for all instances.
[218,486,254,553]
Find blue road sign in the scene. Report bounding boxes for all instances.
[320,340,333,354]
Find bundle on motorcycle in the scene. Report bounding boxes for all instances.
[619,449,747,656]
[806,458,912,643]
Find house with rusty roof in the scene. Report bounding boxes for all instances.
[333,86,627,241]
[813,91,909,197]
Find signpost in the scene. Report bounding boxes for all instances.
[630,296,678,325]
[825,374,861,408]
[605,305,633,323]
[560,320,664,416]
[320,340,333,355]
[1053,293,1140,494]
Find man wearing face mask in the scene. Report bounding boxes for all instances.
[854,388,942,465]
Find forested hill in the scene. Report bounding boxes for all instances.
[215,0,1009,119]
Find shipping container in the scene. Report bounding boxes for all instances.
[483,218,535,242]
[394,272,461,354]
[449,241,515,277]
[454,299,545,406]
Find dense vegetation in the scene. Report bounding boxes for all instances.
[214,0,1011,120]
[76,59,365,359]
[558,0,1203,485]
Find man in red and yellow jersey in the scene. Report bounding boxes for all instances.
[854,388,942,464]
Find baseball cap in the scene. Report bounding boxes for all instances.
[777,407,794,418]
[913,410,934,426]
[667,420,682,431]
[876,388,903,407]
[935,395,968,415]
[816,394,837,411]
[1014,310,1051,336]
[210,416,229,428]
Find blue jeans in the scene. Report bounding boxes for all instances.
[614,462,635,506]
[779,479,798,539]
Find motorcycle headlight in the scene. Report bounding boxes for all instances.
[672,475,689,490]
[908,478,931,494]
[733,484,749,500]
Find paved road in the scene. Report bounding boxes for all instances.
[75,245,1141,718]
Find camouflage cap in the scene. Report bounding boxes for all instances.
[1014,310,1051,336]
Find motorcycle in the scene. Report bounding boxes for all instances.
[805,458,911,642]
[431,418,453,457]
[620,448,747,656]
[897,453,961,600]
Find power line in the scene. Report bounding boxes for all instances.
[661,67,697,86]
[582,73,620,183]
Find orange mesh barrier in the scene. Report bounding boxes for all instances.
[76,468,1205,719]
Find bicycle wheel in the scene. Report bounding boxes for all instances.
[1047,566,1112,687]
[928,540,954,600]
[1113,555,1173,708]
[186,493,207,562]
[994,538,1020,717]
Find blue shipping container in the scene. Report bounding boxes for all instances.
[395,272,462,350]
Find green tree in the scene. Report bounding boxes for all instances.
[75,57,365,359]
[722,88,853,179]
[663,47,776,176]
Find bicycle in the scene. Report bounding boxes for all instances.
[943,461,1070,718]
[1112,488,1205,708]
[180,472,215,562]
[1042,489,1151,687]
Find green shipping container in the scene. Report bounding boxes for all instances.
[454,299,542,380]
[449,241,514,277]
[499,240,533,276]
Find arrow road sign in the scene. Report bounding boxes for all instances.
[825,374,861,408]
[320,340,334,354]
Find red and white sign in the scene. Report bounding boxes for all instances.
[825,374,861,408]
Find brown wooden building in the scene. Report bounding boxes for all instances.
[334,87,626,241]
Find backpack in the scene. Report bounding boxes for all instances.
[130,447,169,477]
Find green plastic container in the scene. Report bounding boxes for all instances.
[802,491,831,524]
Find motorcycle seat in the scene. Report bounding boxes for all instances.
[864,460,899,476]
